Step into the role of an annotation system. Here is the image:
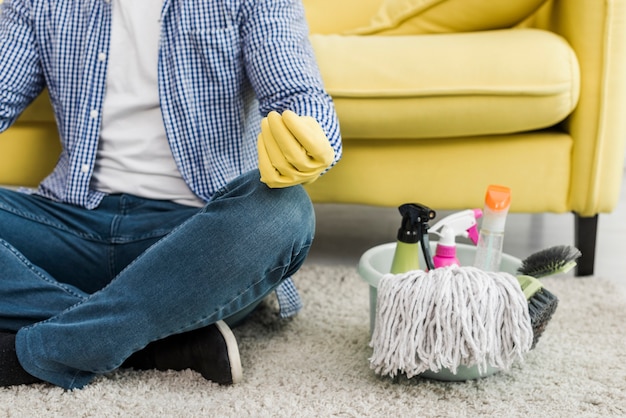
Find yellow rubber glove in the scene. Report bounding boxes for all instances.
[258,110,335,188]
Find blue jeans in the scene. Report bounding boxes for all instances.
[0,170,314,389]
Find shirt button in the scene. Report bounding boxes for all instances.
[81,164,90,173]
[90,109,99,119]
[98,52,106,62]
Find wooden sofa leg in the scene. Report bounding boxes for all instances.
[574,213,598,276]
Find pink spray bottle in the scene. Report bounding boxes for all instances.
[429,209,483,268]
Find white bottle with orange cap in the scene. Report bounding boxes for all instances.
[473,185,512,272]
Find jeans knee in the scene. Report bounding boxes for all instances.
[213,170,315,240]
[268,185,315,238]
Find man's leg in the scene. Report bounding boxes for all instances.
[0,185,250,387]
[14,171,315,389]
[0,187,211,386]
[0,239,89,332]
[0,215,236,387]
[0,188,197,330]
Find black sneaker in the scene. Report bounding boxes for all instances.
[0,332,42,387]
[194,320,243,385]
[125,320,243,385]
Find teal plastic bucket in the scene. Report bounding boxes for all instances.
[358,242,522,381]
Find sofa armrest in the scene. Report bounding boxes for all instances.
[530,0,626,215]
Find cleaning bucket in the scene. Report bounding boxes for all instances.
[358,242,523,381]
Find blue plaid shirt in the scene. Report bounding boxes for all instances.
[0,0,342,317]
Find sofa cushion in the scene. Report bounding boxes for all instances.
[346,0,547,35]
[310,29,579,140]
[15,90,56,123]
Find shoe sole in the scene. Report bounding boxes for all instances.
[215,320,243,384]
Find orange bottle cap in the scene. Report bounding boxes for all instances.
[485,185,511,211]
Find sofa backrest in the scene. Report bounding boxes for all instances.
[302,0,382,34]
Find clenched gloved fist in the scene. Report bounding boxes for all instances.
[257,110,335,188]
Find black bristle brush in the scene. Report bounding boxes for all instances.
[518,245,582,278]
[516,245,582,348]
[516,275,558,349]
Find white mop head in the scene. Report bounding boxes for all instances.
[370,265,533,378]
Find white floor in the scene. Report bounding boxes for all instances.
[307,165,626,292]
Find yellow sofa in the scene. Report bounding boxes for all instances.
[301,0,626,276]
[1,0,625,276]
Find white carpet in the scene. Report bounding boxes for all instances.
[1,264,625,417]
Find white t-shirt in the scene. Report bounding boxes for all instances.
[91,0,205,207]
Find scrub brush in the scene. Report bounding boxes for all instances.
[518,245,582,278]
[516,245,582,348]
[515,274,558,348]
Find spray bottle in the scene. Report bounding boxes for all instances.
[390,203,436,273]
[429,209,483,268]
[473,185,512,271]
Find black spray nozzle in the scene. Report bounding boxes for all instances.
[397,203,436,270]
[397,203,436,243]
